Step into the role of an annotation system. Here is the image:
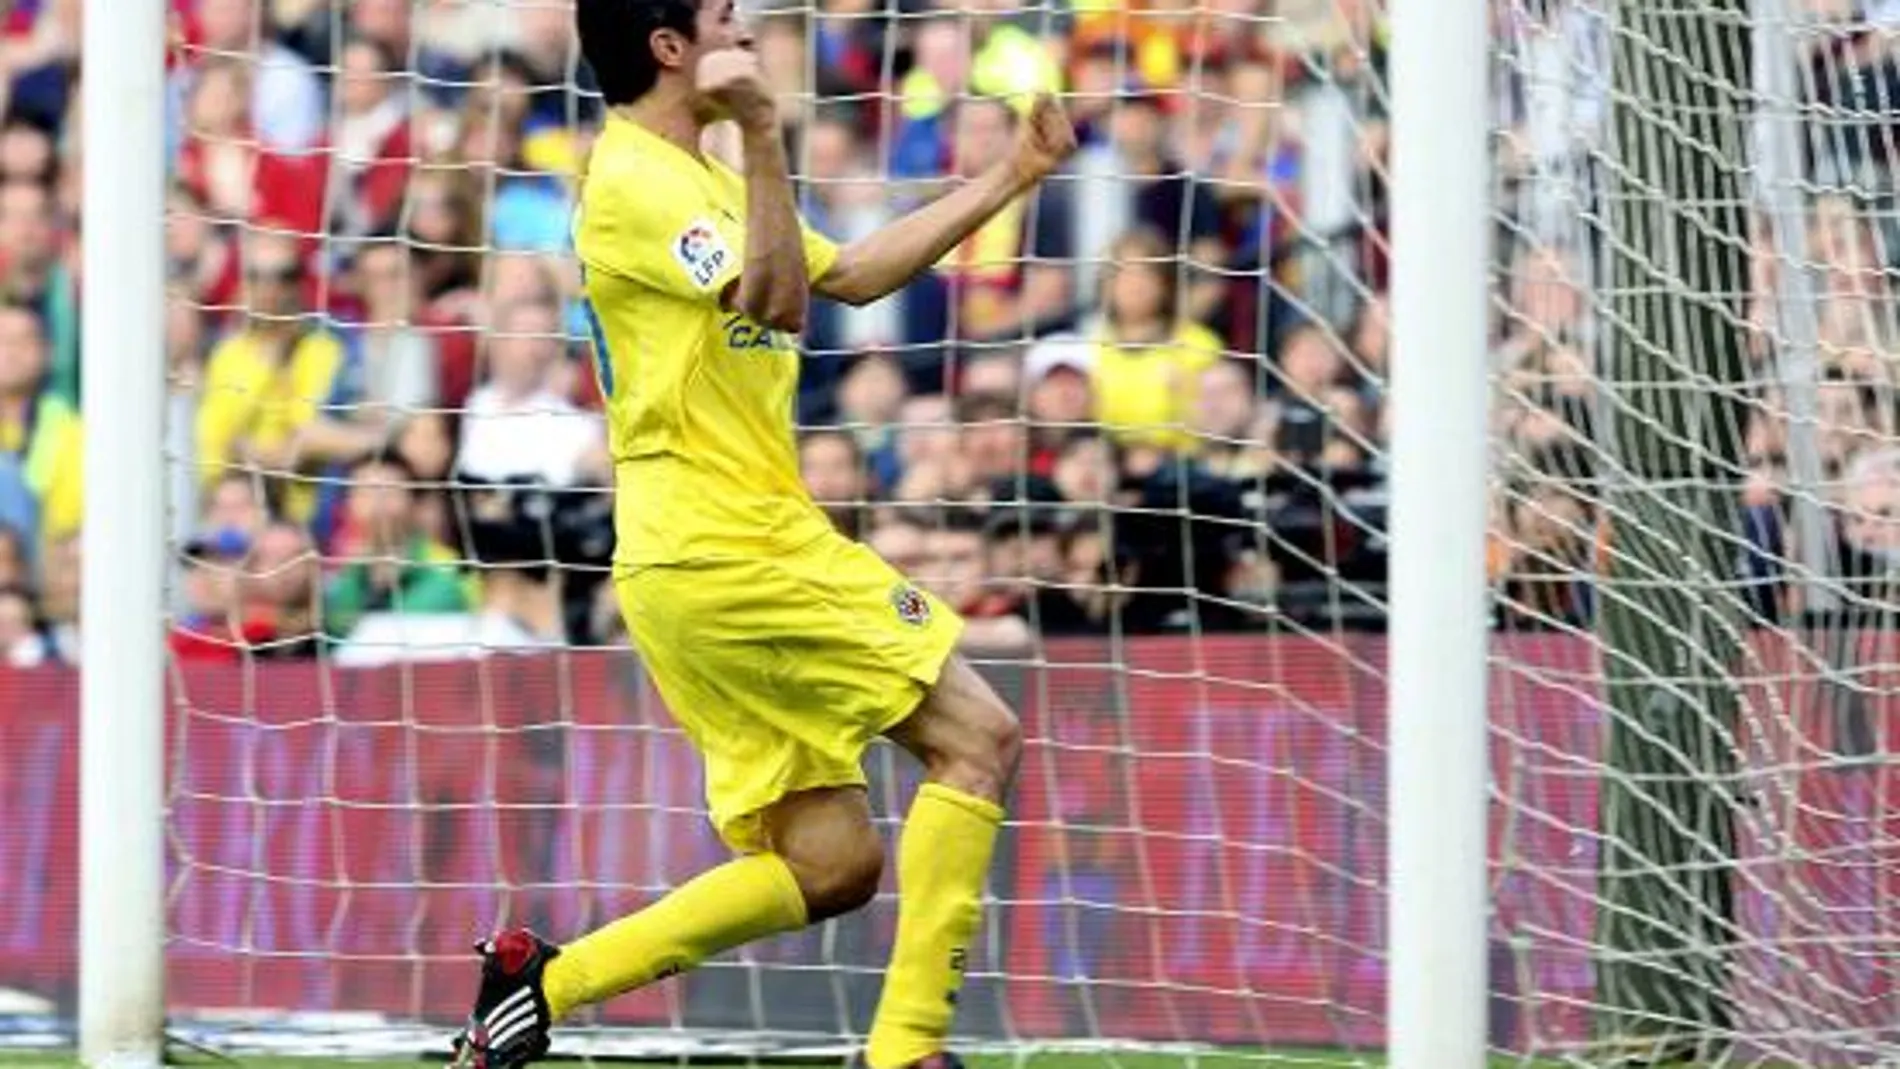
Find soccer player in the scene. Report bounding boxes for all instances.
[447,2,1077,1068]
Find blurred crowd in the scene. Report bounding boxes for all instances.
[0,0,1894,668]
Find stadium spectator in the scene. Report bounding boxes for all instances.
[239,521,322,658]
[1022,333,1097,475]
[195,230,386,528]
[1838,445,1900,578]
[173,0,325,154]
[0,179,77,404]
[891,393,974,505]
[326,37,416,241]
[958,391,1031,488]
[344,242,443,416]
[1098,86,1230,321]
[169,526,266,662]
[452,481,571,652]
[1051,431,1122,507]
[901,95,1074,354]
[457,56,571,254]
[1190,358,1272,480]
[198,471,270,539]
[0,0,78,132]
[866,509,933,580]
[799,429,871,539]
[166,186,238,315]
[456,299,606,487]
[919,507,1033,649]
[833,353,909,489]
[799,110,898,400]
[890,12,1060,181]
[403,168,484,309]
[174,58,325,236]
[0,522,26,589]
[322,454,473,640]
[959,349,1023,399]
[1085,226,1222,451]
[35,530,75,662]
[0,582,44,667]
[0,116,55,186]
[0,301,80,558]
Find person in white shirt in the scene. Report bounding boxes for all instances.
[456,299,608,487]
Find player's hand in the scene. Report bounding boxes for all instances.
[696,49,776,131]
[1009,93,1079,188]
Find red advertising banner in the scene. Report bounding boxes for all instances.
[3,634,1898,1056]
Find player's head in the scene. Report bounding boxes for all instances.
[577,0,752,109]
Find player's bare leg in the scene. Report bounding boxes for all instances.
[452,786,882,1069]
[867,654,1024,1069]
[761,784,886,920]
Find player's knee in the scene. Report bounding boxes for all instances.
[940,701,1022,804]
[787,831,885,921]
[988,706,1024,788]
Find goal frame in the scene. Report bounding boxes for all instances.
[1384,0,1492,1065]
[78,0,167,1066]
[72,0,1501,1064]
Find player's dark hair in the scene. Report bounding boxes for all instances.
[577,0,702,107]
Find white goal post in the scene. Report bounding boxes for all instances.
[53,0,1900,1065]
[78,0,167,1066]
[1383,0,1489,1066]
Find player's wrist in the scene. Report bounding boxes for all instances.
[732,104,781,141]
[998,156,1042,197]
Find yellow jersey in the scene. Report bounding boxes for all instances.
[1093,321,1223,451]
[195,326,346,525]
[575,115,841,567]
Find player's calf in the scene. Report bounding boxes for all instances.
[763,784,886,920]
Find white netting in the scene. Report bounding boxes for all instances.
[5,0,1897,1065]
[127,0,1381,1059]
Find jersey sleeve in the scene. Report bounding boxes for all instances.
[577,165,743,302]
[578,157,841,304]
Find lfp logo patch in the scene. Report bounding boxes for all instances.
[891,583,931,627]
[673,219,731,289]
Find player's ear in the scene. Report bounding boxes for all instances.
[651,27,689,69]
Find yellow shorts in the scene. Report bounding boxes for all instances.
[615,532,965,852]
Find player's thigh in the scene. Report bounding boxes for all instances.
[615,566,858,849]
[886,653,1023,804]
[764,535,966,753]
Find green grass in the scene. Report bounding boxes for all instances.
[0,1052,1585,1069]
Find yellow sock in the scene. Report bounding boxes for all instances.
[541,853,808,1020]
[865,783,1004,1069]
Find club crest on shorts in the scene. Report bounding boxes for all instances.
[890,583,931,627]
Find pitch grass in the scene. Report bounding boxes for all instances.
[0,1052,1623,1069]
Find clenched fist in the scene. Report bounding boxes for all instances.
[696,48,775,131]
[1010,93,1079,187]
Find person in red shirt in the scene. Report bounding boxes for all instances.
[173,57,325,236]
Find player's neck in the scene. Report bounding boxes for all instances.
[614,94,705,163]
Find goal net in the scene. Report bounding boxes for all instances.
[2,0,1897,1064]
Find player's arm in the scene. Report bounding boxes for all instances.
[815,94,1078,308]
[699,50,810,333]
